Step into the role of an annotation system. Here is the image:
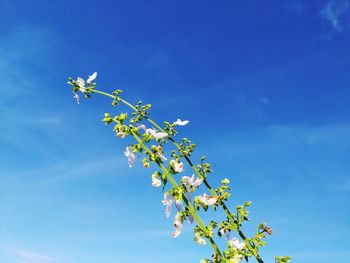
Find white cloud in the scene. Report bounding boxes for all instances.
[16,249,54,263]
[321,0,350,32]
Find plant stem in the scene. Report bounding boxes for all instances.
[131,131,223,258]
[92,88,264,263]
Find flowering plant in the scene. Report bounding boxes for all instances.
[67,72,291,263]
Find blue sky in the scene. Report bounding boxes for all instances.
[0,1,349,262]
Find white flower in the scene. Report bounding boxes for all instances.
[172,213,183,238]
[161,193,174,218]
[87,72,97,83]
[76,77,86,92]
[220,229,231,241]
[173,118,190,126]
[169,160,184,173]
[137,124,147,131]
[76,72,97,92]
[182,174,203,188]
[73,93,80,104]
[197,193,218,206]
[194,233,207,246]
[146,128,157,137]
[146,128,168,140]
[151,172,161,187]
[117,132,126,138]
[228,237,245,250]
[156,132,168,139]
[157,152,167,162]
[124,146,136,168]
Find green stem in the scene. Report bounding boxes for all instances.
[92,88,264,263]
[131,131,223,258]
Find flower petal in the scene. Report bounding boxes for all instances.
[151,173,162,187]
[175,199,182,211]
[146,128,157,137]
[173,119,190,126]
[161,193,174,218]
[146,128,168,140]
[185,191,192,203]
[195,233,207,246]
[87,72,97,83]
[228,237,245,250]
[172,213,183,238]
[157,153,167,162]
[73,93,80,104]
[225,230,231,241]
[77,77,85,88]
[137,124,147,131]
[154,131,168,140]
[182,174,203,188]
[117,132,126,138]
[124,146,136,167]
[169,160,184,173]
[198,193,218,206]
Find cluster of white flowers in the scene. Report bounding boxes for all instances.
[199,237,245,263]
[69,71,284,263]
[72,72,97,104]
[120,120,222,239]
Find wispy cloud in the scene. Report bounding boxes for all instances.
[0,107,66,160]
[0,25,59,102]
[37,156,127,184]
[0,25,64,159]
[16,249,54,263]
[5,154,128,186]
[321,0,350,32]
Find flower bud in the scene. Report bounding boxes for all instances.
[142,157,150,168]
[222,178,230,185]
